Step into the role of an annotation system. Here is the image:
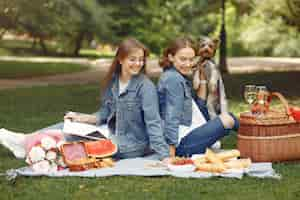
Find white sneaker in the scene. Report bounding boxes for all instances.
[210,140,221,150]
[0,128,26,159]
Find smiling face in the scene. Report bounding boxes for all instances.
[169,47,196,76]
[119,48,145,79]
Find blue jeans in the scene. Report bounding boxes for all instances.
[176,117,230,157]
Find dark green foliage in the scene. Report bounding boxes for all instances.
[1,0,300,57]
[0,0,113,56]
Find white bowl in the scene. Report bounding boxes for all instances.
[191,154,205,160]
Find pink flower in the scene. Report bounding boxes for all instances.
[24,130,63,153]
[28,146,45,163]
[46,151,57,161]
[41,136,57,150]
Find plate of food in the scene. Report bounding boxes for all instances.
[167,157,196,172]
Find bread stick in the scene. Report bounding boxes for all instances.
[196,163,226,173]
[224,158,252,169]
[216,150,240,161]
[193,156,207,166]
[102,158,115,167]
[205,148,224,164]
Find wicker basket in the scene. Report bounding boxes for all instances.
[237,92,300,162]
[60,141,102,171]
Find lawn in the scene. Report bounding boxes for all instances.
[0,39,114,58]
[0,61,89,79]
[1,72,300,200]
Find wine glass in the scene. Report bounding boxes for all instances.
[256,85,269,105]
[244,85,257,105]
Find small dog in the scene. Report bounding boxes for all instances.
[193,37,228,119]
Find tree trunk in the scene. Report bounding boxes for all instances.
[287,0,300,29]
[31,38,37,50]
[0,29,7,40]
[73,31,85,57]
[39,38,48,55]
[219,0,228,73]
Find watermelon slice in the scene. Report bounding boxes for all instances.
[85,139,117,158]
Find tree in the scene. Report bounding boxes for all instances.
[239,0,300,57]
[0,0,114,56]
[286,0,300,29]
[0,0,19,39]
[98,0,224,54]
[60,0,113,56]
[219,0,228,73]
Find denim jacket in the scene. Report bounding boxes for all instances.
[96,73,169,159]
[157,66,210,146]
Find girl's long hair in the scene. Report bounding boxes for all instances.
[159,37,195,69]
[101,38,149,92]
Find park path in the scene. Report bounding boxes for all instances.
[0,56,300,90]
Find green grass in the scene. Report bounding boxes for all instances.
[0,39,57,57]
[0,61,90,79]
[79,49,114,59]
[1,72,300,199]
[0,39,114,58]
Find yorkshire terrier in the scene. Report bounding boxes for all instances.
[193,37,228,119]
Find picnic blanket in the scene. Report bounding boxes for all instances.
[3,121,280,179]
[11,157,280,179]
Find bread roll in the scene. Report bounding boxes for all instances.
[193,156,207,166]
[196,163,226,173]
[102,158,115,167]
[216,150,240,161]
[205,149,223,164]
[224,158,251,169]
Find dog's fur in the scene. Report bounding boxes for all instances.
[193,37,228,119]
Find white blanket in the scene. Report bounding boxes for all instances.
[2,121,280,179]
[13,158,280,179]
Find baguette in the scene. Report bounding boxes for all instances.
[193,156,207,166]
[224,158,251,169]
[205,149,224,164]
[216,150,240,161]
[101,158,115,167]
[196,163,226,173]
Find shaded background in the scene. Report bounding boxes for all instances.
[1,0,299,58]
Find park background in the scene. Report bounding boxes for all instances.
[1,0,300,199]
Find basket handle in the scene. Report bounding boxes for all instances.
[268,92,292,116]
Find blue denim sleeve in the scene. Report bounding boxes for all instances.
[194,96,210,121]
[96,89,111,126]
[164,78,185,145]
[141,80,170,159]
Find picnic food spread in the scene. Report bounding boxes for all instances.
[60,140,117,171]
[25,137,117,172]
[193,149,251,173]
[167,149,252,173]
